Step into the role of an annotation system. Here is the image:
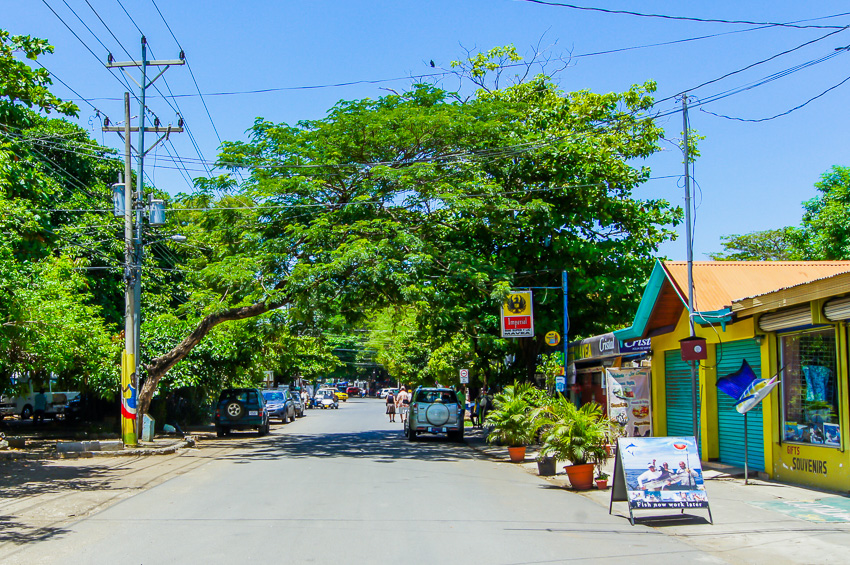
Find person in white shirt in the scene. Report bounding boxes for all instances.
[672,460,698,489]
[637,462,663,490]
[395,386,411,425]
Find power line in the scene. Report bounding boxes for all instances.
[654,25,850,106]
[516,1,850,30]
[83,0,133,60]
[700,72,850,122]
[150,0,223,147]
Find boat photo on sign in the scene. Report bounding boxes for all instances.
[617,437,708,510]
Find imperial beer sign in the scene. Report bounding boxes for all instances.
[501,291,534,338]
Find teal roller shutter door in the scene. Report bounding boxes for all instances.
[665,350,700,437]
[716,339,764,471]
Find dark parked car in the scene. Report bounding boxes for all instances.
[262,389,296,422]
[215,388,270,437]
[290,390,305,418]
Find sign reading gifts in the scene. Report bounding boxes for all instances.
[500,291,534,338]
[606,368,652,438]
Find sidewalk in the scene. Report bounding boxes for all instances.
[0,434,195,460]
[464,426,850,564]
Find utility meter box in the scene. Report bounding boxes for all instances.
[680,336,708,361]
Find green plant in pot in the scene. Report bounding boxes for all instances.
[485,382,535,463]
[595,471,609,490]
[538,397,608,490]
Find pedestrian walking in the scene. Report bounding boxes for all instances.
[386,389,396,422]
[456,387,467,424]
[396,386,411,424]
[478,388,492,428]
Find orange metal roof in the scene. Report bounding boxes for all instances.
[663,261,850,312]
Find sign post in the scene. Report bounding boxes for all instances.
[716,360,780,485]
[459,369,469,384]
[610,436,712,525]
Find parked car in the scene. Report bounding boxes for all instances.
[290,390,305,417]
[315,389,339,409]
[215,388,270,436]
[379,388,398,399]
[346,386,361,397]
[405,387,463,442]
[262,389,296,423]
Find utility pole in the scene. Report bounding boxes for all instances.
[121,92,136,446]
[103,38,184,443]
[682,94,700,450]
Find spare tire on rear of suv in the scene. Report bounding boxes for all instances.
[425,403,450,426]
[225,401,245,420]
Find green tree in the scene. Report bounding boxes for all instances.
[798,165,850,259]
[137,46,680,417]
[709,227,801,261]
[0,29,120,395]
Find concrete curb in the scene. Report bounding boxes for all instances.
[0,436,196,460]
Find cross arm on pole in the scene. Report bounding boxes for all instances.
[106,59,185,68]
[102,126,184,133]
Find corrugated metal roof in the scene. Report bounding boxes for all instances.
[663,261,850,312]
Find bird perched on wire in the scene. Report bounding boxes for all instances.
[430,60,435,68]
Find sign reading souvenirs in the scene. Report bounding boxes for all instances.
[500,291,534,338]
[609,436,712,525]
[606,368,652,437]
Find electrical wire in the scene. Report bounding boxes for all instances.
[700,72,850,122]
[516,1,850,30]
[654,25,850,106]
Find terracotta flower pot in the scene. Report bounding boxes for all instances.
[564,462,595,490]
[596,479,608,490]
[507,446,527,463]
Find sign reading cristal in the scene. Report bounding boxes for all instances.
[501,291,534,338]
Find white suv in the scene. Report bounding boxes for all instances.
[404,387,464,442]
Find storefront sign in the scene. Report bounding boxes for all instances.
[500,291,534,338]
[620,338,652,354]
[606,368,652,437]
[610,437,711,525]
[569,334,652,361]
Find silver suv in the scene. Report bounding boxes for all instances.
[405,387,464,442]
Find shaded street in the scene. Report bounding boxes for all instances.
[2,399,717,564]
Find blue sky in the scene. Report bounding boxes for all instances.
[6,1,850,260]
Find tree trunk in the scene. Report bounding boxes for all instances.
[137,300,282,421]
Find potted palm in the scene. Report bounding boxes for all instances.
[537,397,609,490]
[485,382,536,463]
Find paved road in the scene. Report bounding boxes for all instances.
[6,399,722,564]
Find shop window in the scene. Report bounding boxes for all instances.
[780,328,839,446]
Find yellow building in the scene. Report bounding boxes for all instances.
[614,260,850,491]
